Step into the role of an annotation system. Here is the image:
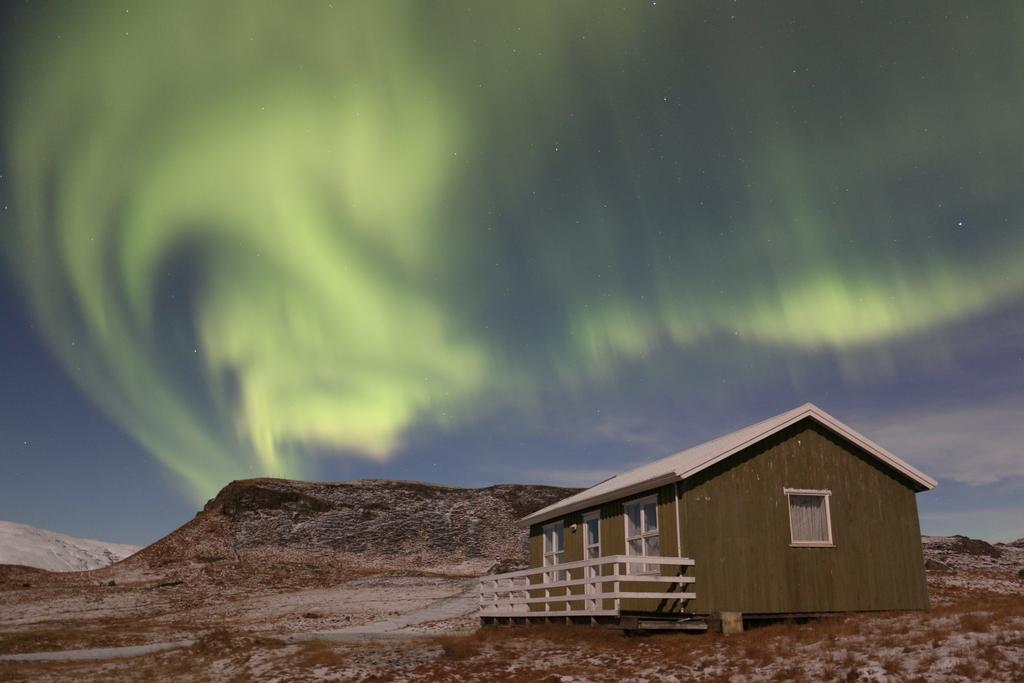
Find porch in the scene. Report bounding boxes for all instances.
[478,555,697,625]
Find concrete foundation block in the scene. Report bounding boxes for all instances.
[716,611,744,635]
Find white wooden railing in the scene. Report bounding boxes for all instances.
[478,555,695,618]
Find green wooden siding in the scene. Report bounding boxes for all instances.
[679,419,928,614]
[528,417,929,615]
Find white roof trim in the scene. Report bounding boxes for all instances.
[518,403,937,528]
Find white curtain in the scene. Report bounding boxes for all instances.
[790,495,829,542]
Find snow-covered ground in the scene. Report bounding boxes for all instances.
[0,521,139,572]
[3,564,1021,681]
[0,534,1020,680]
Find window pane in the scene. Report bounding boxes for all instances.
[790,495,828,543]
[586,517,600,547]
[545,522,564,553]
[643,502,658,532]
[645,536,660,557]
[587,546,599,559]
[626,504,641,538]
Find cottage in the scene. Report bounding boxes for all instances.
[479,403,936,630]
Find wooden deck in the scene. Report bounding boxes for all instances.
[478,555,697,626]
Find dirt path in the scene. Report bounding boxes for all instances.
[297,578,479,641]
[0,640,195,662]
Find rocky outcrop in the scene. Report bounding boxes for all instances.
[944,535,1002,558]
[922,535,1024,572]
[128,478,579,575]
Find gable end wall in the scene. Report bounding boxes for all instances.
[679,418,929,614]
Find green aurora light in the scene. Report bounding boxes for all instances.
[3,2,1023,500]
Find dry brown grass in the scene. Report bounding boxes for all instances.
[289,640,354,670]
[0,617,176,655]
[953,657,979,679]
[448,622,641,652]
[882,655,905,677]
[437,583,1021,680]
[958,611,991,632]
[916,649,939,669]
[771,664,802,681]
[436,633,482,660]
[2,569,1022,682]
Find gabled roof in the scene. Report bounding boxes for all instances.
[519,403,937,528]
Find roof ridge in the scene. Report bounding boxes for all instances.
[658,403,809,467]
[518,402,936,527]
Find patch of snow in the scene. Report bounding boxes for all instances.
[0,520,139,572]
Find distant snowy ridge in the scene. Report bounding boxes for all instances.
[0,520,139,572]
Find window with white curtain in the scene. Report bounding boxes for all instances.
[624,495,659,573]
[785,489,833,545]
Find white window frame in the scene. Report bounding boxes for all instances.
[582,511,601,609]
[624,494,660,574]
[542,520,565,582]
[784,488,834,547]
[582,511,601,560]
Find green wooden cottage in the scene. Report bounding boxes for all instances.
[479,403,936,629]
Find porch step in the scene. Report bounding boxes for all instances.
[635,618,708,632]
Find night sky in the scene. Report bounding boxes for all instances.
[1,1,1022,545]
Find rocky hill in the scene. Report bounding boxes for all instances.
[922,534,1024,572]
[123,478,579,578]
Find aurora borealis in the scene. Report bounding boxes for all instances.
[1,2,1023,541]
